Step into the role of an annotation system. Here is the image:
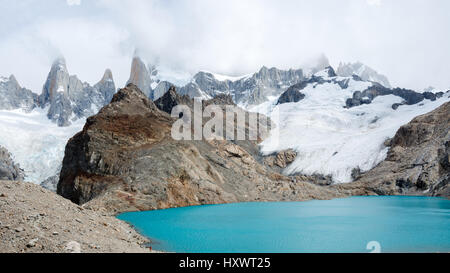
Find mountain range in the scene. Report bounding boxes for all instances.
[0,55,448,188]
[0,58,116,127]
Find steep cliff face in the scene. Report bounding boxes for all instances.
[337,62,391,88]
[39,58,116,127]
[0,75,37,112]
[345,102,450,197]
[57,84,343,213]
[126,56,154,99]
[0,146,23,181]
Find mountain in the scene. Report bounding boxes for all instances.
[256,66,450,183]
[337,62,391,88]
[126,56,155,99]
[38,58,116,127]
[0,145,24,181]
[339,102,450,197]
[152,80,173,101]
[0,58,115,185]
[125,54,332,106]
[0,75,37,112]
[0,180,151,253]
[178,67,306,106]
[57,84,343,213]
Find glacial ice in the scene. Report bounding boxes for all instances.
[0,107,84,183]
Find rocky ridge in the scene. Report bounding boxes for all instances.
[275,66,445,108]
[125,55,334,105]
[343,102,450,197]
[178,67,306,106]
[0,75,37,112]
[345,83,445,109]
[337,62,391,88]
[38,58,117,126]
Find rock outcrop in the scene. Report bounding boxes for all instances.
[345,84,428,108]
[0,180,151,253]
[345,102,450,197]
[40,174,59,192]
[0,146,24,181]
[0,75,37,112]
[38,58,116,127]
[264,150,298,169]
[57,84,346,214]
[337,62,391,88]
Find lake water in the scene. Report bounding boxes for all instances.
[117,196,450,253]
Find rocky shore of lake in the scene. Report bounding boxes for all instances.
[0,180,152,253]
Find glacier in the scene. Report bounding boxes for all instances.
[251,75,450,183]
[0,107,84,183]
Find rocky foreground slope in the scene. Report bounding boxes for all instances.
[0,180,150,253]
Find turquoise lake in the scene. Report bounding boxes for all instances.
[117,196,450,253]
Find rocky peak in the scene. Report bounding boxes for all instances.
[353,102,450,197]
[0,74,37,112]
[7,75,19,87]
[38,58,117,126]
[106,84,160,115]
[204,93,235,107]
[325,66,337,77]
[277,82,307,105]
[39,58,70,106]
[155,86,193,114]
[99,69,113,83]
[337,62,391,88]
[94,69,116,106]
[153,81,174,101]
[0,146,24,181]
[127,56,153,99]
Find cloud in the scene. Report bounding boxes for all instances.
[366,0,382,6]
[66,0,81,6]
[0,17,132,92]
[0,0,449,92]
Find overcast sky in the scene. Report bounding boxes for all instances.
[0,0,449,92]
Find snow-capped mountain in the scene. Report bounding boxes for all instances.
[127,56,155,99]
[178,67,305,106]
[337,62,391,88]
[127,54,332,105]
[39,58,116,127]
[0,58,116,184]
[252,67,450,183]
[0,75,37,112]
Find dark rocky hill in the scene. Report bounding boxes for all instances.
[57,84,344,213]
